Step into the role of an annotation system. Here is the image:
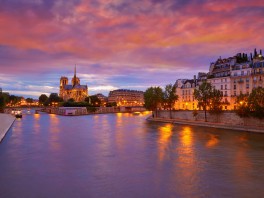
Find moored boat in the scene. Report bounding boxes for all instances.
[14,110,22,118]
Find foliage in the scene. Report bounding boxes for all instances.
[67,98,75,102]
[248,87,264,119]
[194,81,213,121]
[39,94,48,105]
[144,86,163,111]
[106,102,117,107]
[8,95,22,106]
[194,81,226,120]
[235,93,250,118]
[208,89,224,114]
[0,93,7,107]
[87,95,101,107]
[235,88,264,119]
[26,98,34,103]
[45,93,63,106]
[163,84,178,118]
[0,95,5,112]
[163,84,178,110]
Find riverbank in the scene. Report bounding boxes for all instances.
[0,113,16,142]
[147,116,264,133]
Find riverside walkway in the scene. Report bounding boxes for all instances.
[0,114,15,142]
[147,116,264,133]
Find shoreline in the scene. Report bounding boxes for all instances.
[147,116,264,133]
[0,114,16,142]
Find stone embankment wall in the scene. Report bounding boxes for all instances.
[156,110,264,128]
[0,113,15,142]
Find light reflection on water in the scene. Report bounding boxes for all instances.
[1,112,264,198]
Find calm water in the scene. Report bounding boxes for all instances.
[1,112,264,198]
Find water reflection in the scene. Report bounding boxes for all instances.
[177,126,195,166]
[48,114,61,151]
[114,113,125,150]
[33,113,40,134]
[173,126,198,197]
[157,124,173,162]
[206,134,219,148]
[1,113,264,198]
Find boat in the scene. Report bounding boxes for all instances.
[14,110,22,118]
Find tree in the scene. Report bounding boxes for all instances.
[144,86,163,117]
[163,84,178,118]
[0,92,10,111]
[9,95,22,106]
[49,93,63,102]
[235,88,264,119]
[88,95,101,107]
[248,87,264,119]
[0,95,5,112]
[39,94,48,105]
[235,93,250,118]
[46,93,63,106]
[208,89,224,114]
[26,98,33,104]
[194,81,213,122]
[67,98,75,103]
[106,102,117,107]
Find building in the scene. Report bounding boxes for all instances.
[175,73,205,110]
[59,66,88,102]
[96,93,108,106]
[207,57,235,110]
[108,89,144,106]
[174,49,264,110]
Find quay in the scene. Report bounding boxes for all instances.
[40,106,146,116]
[147,117,264,133]
[148,110,264,133]
[0,114,16,142]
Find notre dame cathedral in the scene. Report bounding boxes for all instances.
[59,66,88,102]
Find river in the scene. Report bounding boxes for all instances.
[0,112,264,198]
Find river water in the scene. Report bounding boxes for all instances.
[0,112,264,198]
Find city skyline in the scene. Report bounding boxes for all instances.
[0,0,264,98]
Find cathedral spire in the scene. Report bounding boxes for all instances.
[73,64,77,86]
[74,64,76,78]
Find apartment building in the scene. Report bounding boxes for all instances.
[108,89,144,107]
[174,73,206,110]
[174,49,264,110]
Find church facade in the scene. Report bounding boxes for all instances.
[59,67,88,102]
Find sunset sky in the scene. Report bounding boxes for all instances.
[0,0,264,98]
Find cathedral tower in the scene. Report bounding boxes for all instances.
[60,77,68,87]
[72,65,80,86]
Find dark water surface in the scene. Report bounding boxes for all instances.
[1,112,264,198]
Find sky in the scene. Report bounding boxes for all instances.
[0,0,264,98]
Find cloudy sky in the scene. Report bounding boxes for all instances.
[0,0,264,98]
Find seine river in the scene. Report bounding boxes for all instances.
[1,112,264,198]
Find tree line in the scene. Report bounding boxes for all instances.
[144,81,264,121]
[144,84,178,118]
[0,93,35,112]
[38,93,116,107]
